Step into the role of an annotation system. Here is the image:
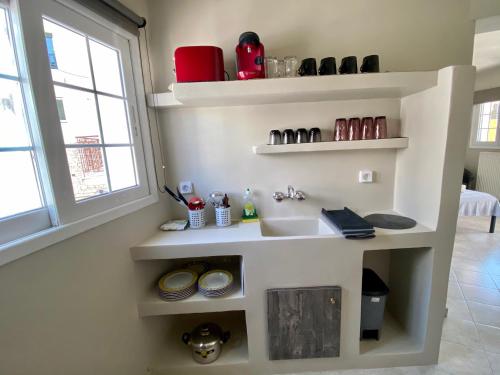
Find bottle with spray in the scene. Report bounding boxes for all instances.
[242,188,259,222]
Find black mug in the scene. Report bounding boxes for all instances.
[309,127,322,142]
[339,56,357,74]
[360,55,380,73]
[283,129,295,144]
[298,58,317,76]
[319,57,337,75]
[296,128,308,143]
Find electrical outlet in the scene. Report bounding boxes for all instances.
[359,170,374,183]
[179,181,193,194]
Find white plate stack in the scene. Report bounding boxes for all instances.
[198,270,234,298]
[158,269,198,301]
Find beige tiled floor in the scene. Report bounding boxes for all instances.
[287,216,500,375]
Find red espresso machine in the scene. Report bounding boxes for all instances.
[235,32,265,80]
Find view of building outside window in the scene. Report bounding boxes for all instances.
[0,7,44,219]
[43,19,138,201]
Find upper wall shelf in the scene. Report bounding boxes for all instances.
[147,71,438,109]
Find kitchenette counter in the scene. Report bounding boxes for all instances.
[130,210,435,260]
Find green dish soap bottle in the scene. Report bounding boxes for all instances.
[242,188,259,223]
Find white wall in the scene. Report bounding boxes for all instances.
[0,1,479,374]
[475,66,500,90]
[0,1,170,375]
[147,0,475,220]
[148,0,474,91]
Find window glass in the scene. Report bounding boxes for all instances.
[89,40,123,96]
[66,147,109,201]
[0,151,42,218]
[43,19,92,89]
[106,147,137,191]
[0,7,44,219]
[0,8,16,76]
[0,78,32,147]
[474,101,500,146]
[98,95,130,143]
[43,18,138,202]
[54,85,101,144]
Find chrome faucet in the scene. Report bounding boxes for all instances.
[273,185,306,202]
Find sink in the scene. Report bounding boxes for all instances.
[260,217,336,237]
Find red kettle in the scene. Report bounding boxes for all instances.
[235,32,265,80]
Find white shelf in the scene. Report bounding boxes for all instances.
[147,71,437,108]
[253,137,409,154]
[359,312,422,356]
[138,284,245,317]
[151,311,248,375]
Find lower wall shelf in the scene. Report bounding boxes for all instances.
[253,137,409,154]
[359,312,422,356]
[138,284,245,317]
[150,311,249,375]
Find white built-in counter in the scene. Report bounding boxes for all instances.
[131,66,475,375]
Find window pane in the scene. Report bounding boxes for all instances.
[54,85,101,144]
[479,115,491,130]
[43,19,92,89]
[479,128,489,142]
[488,128,497,142]
[0,8,16,76]
[491,102,499,116]
[0,151,42,218]
[66,147,109,201]
[481,102,492,115]
[89,40,123,96]
[106,147,137,191]
[0,78,32,147]
[98,95,130,144]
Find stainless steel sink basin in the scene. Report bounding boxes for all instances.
[260,217,336,237]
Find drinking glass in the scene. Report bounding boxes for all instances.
[334,119,348,141]
[348,117,361,141]
[284,56,298,77]
[277,59,286,78]
[265,57,278,78]
[361,117,374,140]
[374,116,388,139]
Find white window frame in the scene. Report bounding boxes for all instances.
[0,0,54,245]
[0,0,158,266]
[470,101,500,149]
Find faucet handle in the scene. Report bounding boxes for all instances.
[273,192,285,202]
[295,191,306,201]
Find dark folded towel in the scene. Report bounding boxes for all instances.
[322,207,375,239]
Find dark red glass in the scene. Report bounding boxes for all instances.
[361,117,374,140]
[334,118,348,141]
[348,117,361,141]
[374,116,388,139]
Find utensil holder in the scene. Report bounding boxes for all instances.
[189,208,206,229]
[215,207,231,227]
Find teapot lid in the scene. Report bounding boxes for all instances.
[190,323,223,349]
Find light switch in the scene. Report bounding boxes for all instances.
[359,170,373,183]
[179,181,193,194]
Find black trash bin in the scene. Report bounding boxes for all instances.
[361,268,389,340]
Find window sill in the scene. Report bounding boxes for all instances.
[469,144,500,150]
[0,193,158,267]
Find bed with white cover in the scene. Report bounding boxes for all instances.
[459,189,499,233]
